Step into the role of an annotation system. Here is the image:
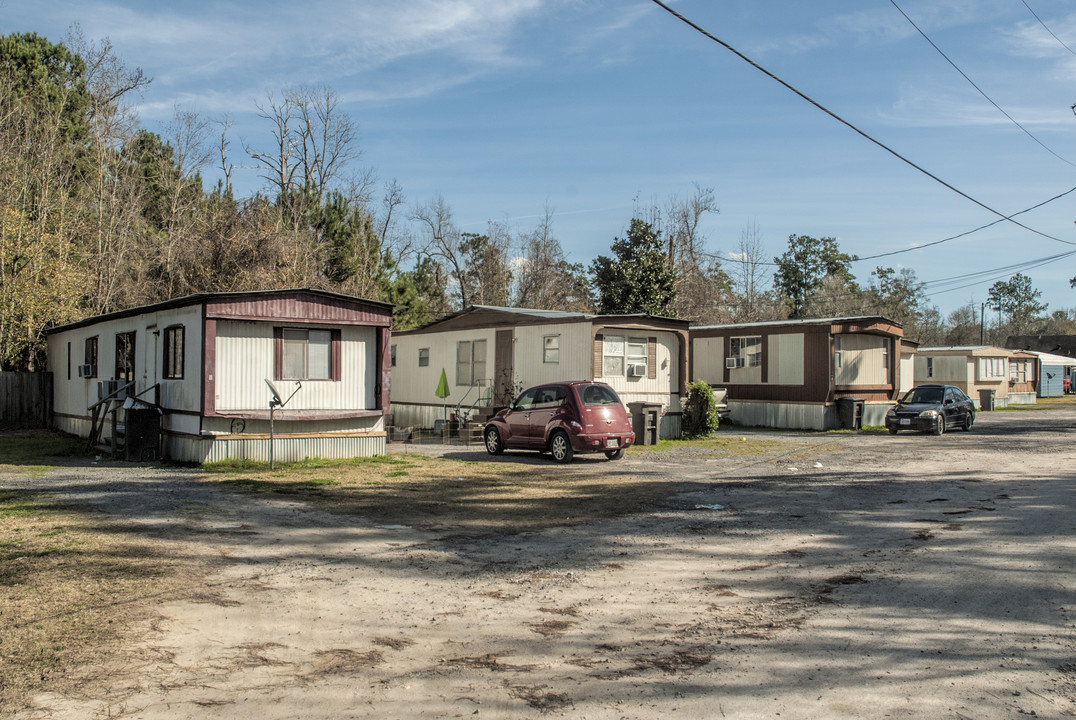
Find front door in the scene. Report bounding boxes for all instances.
[494,329,514,406]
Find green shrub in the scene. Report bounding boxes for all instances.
[681,380,720,439]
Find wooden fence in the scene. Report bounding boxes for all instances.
[0,372,52,430]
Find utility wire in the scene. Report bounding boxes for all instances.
[890,0,1076,168]
[646,0,1076,247]
[1021,0,1076,57]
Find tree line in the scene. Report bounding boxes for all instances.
[1,30,1071,372]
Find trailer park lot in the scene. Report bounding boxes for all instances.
[2,407,1074,719]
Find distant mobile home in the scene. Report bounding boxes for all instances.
[913,346,1036,408]
[46,289,393,463]
[389,305,690,439]
[690,316,904,430]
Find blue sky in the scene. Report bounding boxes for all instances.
[7,0,1076,317]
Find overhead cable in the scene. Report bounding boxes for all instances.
[646,0,1076,247]
[1021,0,1076,57]
[890,0,1076,168]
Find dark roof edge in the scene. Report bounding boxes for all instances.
[46,288,395,335]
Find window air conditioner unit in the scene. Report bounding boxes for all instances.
[78,364,95,377]
[628,363,647,377]
[725,357,744,369]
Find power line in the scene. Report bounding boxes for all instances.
[890,0,1076,168]
[646,0,1076,248]
[1021,0,1076,57]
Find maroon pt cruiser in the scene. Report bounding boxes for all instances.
[483,381,635,463]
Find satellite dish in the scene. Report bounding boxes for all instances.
[265,378,284,407]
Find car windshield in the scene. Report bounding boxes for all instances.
[578,383,621,406]
[904,387,944,404]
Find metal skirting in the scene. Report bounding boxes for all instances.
[169,433,386,463]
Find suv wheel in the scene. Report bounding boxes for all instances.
[484,426,504,455]
[549,430,574,463]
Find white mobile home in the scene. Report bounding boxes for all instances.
[389,306,690,439]
[46,289,394,463]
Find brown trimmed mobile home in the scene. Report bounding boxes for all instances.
[690,316,904,430]
[46,289,394,462]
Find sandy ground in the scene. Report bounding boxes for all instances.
[6,409,1076,719]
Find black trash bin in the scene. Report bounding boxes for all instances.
[836,397,864,430]
[978,389,995,411]
[628,402,661,445]
[124,405,161,461]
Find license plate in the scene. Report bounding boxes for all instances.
[605,438,619,448]
[900,419,911,426]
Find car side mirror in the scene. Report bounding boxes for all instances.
[507,401,516,410]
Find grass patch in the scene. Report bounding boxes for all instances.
[0,431,87,471]
[0,490,208,715]
[200,451,705,533]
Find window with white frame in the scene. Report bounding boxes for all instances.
[979,357,1006,379]
[543,335,560,364]
[418,348,429,367]
[456,339,487,386]
[603,335,647,377]
[729,336,762,368]
[283,328,332,380]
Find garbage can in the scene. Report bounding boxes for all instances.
[124,406,161,461]
[978,389,995,411]
[628,402,661,445]
[836,397,864,430]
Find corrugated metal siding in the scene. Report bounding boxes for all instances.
[206,293,391,326]
[692,336,724,385]
[1039,364,1065,396]
[390,328,497,406]
[730,401,828,430]
[768,333,805,385]
[169,434,386,463]
[835,334,888,386]
[214,321,374,412]
[513,323,592,388]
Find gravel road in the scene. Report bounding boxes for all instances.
[7,408,1076,719]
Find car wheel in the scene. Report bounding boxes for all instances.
[888,426,898,435]
[933,415,945,436]
[549,430,574,463]
[484,426,504,455]
[963,411,974,431]
[604,447,625,460]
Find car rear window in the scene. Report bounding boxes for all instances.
[578,383,622,406]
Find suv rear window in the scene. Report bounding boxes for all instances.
[578,383,621,406]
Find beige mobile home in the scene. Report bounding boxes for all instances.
[914,345,1035,409]
[690,316,904,430]
[389,306,690,439]
[46,289,393,462]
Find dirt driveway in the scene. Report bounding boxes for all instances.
[6,409,1076,719]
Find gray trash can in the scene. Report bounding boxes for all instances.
[836,397,864,430]
[628,402,661,445]
[978,389,995,411]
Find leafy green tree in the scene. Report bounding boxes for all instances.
[987,273,1047,336]
[0,32,90,147]
[590,218,676,316]
[773,234,856,318]
[681,380,720,438]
